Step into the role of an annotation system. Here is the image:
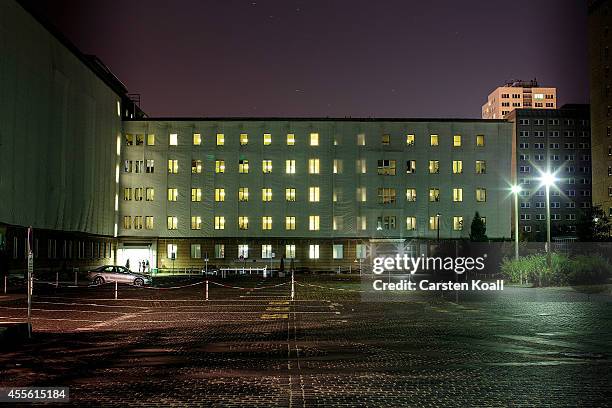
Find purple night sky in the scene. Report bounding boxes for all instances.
[25,0,589,118]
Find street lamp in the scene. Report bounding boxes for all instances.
[539,171,557,269]
[511,185,521,261]
[436,213,441,242]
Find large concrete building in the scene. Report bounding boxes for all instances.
[118,120,512,270]
[507,105,592,239]
[589,0,612,218]
[482,79,557,119]
[1,0,513,273]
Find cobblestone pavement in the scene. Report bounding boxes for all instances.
[0,276,610,407]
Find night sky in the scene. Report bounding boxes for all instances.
[25,0,589,118]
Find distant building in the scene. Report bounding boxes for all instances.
[507,105,592,239]
[588,0,612,218]
[482,79,557,119]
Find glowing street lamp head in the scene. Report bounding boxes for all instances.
[511,185,522,194]
[539,171,557,187]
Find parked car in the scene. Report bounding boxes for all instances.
[87,265,151,286]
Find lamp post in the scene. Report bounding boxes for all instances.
[511,185,521,261]
[436,213,441,242]
[539,171,557,269]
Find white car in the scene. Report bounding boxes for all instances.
[87,265,151,286]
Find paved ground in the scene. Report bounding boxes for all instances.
[0,275,611,407]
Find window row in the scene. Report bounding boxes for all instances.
[518,130,590,138]
[171,243,369,260]
[122,187,488,203]
[517,118,588,126]
[123,215,478,232]
[517,142,591,149]
[124,132,487,148]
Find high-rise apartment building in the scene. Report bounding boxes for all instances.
[482,79,557,119]
[588,0,612,218]
[507,105,592,239]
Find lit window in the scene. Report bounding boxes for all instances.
[123,216,132,229]
[333,159,343,174]
[145,216,154,230]
[357,216,367,230]
[333,244,343,259]
[167,244,177,259]
[263,133,272,145]
[453,188,463,202]
[309,244,320,259]
[215,244,225,259]
[406,134,415,146]
[476,160,486,174]
[308,159,320,174]
[381,134,390,145]
[287,133,295,145]
[192,160,202,174]
[146,134,155,146]
[453,135,462,147]
[377,188,396,204]
[429,188,440,202]
[476,188,487,202]
[262,244,272,259]
[146,160,155,173]
[453,216,464,231]
[214,216,225,230]
[215,160,225,173]
[168,188,178,202]
[191,244,201,259]
[125,134,134,146]
[262,188,272,202]
[406,216,416,230]
[377,159,396,175]
[167,216,178,230]
[333,215,343,231]
[406,188,417,202]
[238,244,248,259]
[239,159,249,173]
[309,187,320,202]
[239,216,249,230]
[215,188,225,202]
[429,160,440,174]
[357,134,366,146]
[146,188,154,201]
[191,216,202,230]
[286,188,296,202]
[377,216,396,230]
[240,133,248,145]
[193,133,201,146]
[286,160,296,174]
[262,160,273,173]
[406,160,416,174]
[309,215,320,231]
[476,134,485,147]
[286,216,296,230]
[357,187,367,202]
[239,187,249,202]
[453,160,463,174]
[168,159,178,174]
[310,133,319,146]
[430,134,439,146]
[429,216,439,231]
[356,244,367,259]
[216,133,224,146]
[286,244,296,259]
[123,188,132,201]
[169,133,178,146]
[192,188,202,202]
[357,159,366,174]
[262,216,273,230]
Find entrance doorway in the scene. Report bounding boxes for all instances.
[117,243,155,273]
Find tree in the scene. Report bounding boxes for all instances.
[576,206,612,242]
[470,212,488,242]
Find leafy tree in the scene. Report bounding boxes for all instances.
[576,206,612,242]
[470,212,487,242]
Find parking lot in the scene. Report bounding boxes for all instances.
[0,275,611,407]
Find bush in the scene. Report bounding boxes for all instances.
[501,253,612,286]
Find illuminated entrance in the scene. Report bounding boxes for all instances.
[117,242,156,272]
